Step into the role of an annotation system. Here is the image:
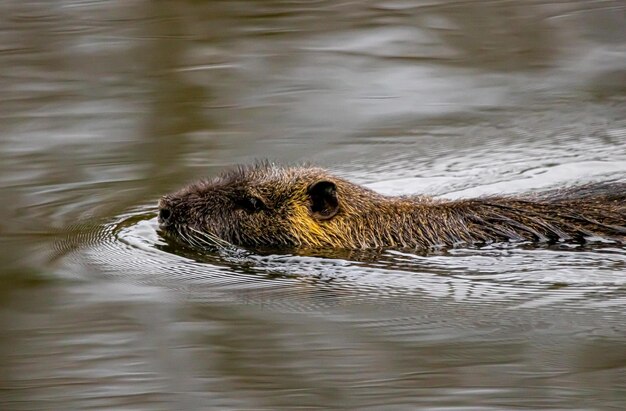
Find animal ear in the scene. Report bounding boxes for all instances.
[308,180,339,220]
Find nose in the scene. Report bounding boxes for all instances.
[158,198,173,227]
[158,207,172,225]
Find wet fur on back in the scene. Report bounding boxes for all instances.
[158,163,626,250]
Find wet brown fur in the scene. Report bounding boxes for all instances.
[158,163,626,250]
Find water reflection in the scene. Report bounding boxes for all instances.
[0,0,625,409]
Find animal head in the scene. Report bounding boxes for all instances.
[158,163,381,249]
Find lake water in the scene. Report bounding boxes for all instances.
[1,1,625,410]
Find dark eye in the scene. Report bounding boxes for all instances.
[236,196,265,213]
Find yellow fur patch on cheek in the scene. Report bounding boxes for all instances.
[287,203,335,247]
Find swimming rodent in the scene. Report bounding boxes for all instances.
[158,163,626,250]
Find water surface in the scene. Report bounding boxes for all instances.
[1,1,625,410]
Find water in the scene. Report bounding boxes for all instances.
[1,1,625,409]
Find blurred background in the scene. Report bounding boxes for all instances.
[0,1,625,410]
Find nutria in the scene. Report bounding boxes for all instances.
[158,163,626,250]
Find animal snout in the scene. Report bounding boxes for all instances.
[158,197,174,227]
[158,207,172,224]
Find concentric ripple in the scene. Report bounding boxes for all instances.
[55,201,626,328]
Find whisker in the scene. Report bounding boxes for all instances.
[171,225,241,254]
[178,227,205,248]
[189,227,235,248]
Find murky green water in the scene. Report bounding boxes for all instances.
[1,1,625,409]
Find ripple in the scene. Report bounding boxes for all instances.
[54,204,626,329]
